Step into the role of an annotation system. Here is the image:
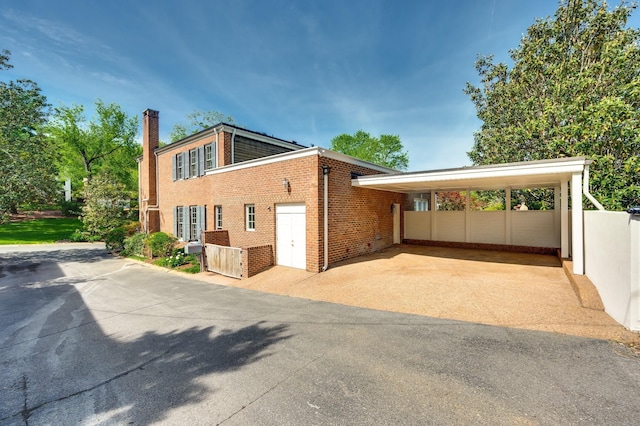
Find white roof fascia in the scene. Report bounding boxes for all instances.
[352,157,589,189]
[205,146,397,176]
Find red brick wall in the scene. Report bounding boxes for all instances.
[202,230,230,246]
[318,157,405,266]
[242,245,274,277]
[156,151,322,271]
[153,138,404,273]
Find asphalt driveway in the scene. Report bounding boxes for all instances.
[1,243,640,424]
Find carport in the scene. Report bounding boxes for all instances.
[352,157,599,275]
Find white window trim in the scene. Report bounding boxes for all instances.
[215,205,222,230]
[245,204,255,231]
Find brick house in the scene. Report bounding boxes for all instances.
[138,109,404,276]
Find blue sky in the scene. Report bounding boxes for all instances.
[2,1,637,170]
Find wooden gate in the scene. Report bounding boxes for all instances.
[205,244,242,278]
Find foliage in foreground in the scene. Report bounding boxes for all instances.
[465,0,640,210]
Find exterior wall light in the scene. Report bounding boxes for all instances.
[282,178,290,192]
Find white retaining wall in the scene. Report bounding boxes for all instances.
[584,211,640,331]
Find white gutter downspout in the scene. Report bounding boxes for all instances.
[321,165,331,271]
[215,129,219,167]
[583,163,605,211]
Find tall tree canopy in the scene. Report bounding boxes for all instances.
[330,130,409,170]
[48,100,139,195]
[465,0,640,210]
[0,49,58,218]
[169,110,235,142]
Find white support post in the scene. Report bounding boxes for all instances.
[430,191,437,240]
[465,189,471,242]
[560,181,569,259]
[571,173,584,274]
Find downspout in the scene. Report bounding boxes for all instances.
[321,165,331,271]
[215,129,219,167]
[583,162,605,211]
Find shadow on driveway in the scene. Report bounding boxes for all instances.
[1,277,291,424]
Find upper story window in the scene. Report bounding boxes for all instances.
[190,149,198,177]
[175,153,184,180]
[173,146,207,181]
[205,143,216,170]
[245,204,255,231]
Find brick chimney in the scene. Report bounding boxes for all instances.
[140,109,160,232]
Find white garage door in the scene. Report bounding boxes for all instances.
[276,204,306,269]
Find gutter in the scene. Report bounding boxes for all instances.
[583,163,605,211]
[321,165,331,271]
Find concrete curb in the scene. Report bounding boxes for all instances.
[562,259,605,311]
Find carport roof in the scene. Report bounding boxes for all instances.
[352,157,590,192]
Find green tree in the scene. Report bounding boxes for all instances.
[330,130,409,170]
[0,49,58,219]
[464,0,640,210]
[80,172,128,239]
[169,110,235,142]
[48,100,139,195]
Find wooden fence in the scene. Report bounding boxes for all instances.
[205,244,242,278]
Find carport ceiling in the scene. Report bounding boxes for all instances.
[352,157,590,192]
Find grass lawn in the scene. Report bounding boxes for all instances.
[0,218,82,244]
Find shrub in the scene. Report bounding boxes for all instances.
[122,233,147,257]
[146,232,176,258]
[105,227,126,252]
[80,173,127,239]
[59,200,82,216]
[156,251,187,268]
[122,221,140,236]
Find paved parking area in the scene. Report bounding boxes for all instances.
[2,243,640,424]
[201,245,640,344]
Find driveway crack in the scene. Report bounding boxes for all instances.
[3,346,175,423]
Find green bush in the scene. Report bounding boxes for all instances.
[155,251,186,268]
[146,232,176,258]
[105,227,126,252]
[122,233,147,257]
[59,200,82,216]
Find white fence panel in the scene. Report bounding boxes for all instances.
[511,211,558,248]
[469,211,505,245]
[434,211,465,242]
[404,211,431,240]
